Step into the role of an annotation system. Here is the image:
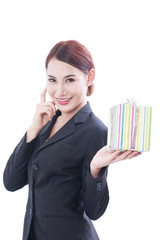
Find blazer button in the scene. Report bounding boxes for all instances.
[29,208,33,215]
[33,164,39,171]
[96,182,102,191]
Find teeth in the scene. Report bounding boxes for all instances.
[57,98,70,102]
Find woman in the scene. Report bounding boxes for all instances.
[3,40,140,240]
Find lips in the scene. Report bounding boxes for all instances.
[56,97,72,105]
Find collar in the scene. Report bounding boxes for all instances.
[56,101,92,124]
[39,101,92,137]
[36,102,92,152]
[73,102,92,123]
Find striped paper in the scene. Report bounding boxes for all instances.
[107,104,152,152]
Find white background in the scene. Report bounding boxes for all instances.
[0,0,160,239]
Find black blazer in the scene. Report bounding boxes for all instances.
[3,102,109,240]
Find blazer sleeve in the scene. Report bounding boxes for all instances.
[3,132,38,192]
[81,130,109,220]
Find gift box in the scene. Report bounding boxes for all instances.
[107,102,152,152]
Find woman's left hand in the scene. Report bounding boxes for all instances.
[90,146,141,178]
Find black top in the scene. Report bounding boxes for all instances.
[3,102,109,240]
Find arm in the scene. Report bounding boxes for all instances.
[83,137,141,220]
[3,132,38,192]
[3,87,56,192]
[82,126,141,220]
[82,131,109,220]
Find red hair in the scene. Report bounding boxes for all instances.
[45,40,95,96]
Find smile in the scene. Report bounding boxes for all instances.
[56,98,72,105]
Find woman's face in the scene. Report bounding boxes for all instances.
[46,58,90,117]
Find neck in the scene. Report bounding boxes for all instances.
[60,100,87,122]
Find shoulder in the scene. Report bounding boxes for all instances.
[80,111,108,147]
[86,111,108,135]
[73,102,107,136]
[83,112,108,159]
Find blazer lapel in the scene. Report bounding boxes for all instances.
[35,102,92,153]
[37,110,61,145]
[36,115,76,154]
[38,118,75,151]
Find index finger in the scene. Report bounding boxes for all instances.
[40,87,47,103]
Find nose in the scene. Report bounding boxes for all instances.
[57,82,67,96]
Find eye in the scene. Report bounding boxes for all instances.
[66,78,75,83]
[48,78,56,83]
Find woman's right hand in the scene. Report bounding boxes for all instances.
[26,88,56,142]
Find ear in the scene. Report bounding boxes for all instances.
[86,68,95,86]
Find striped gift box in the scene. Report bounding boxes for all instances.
[107,104,152,152]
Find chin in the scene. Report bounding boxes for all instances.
[56,104,72,112]
[57,103,79,114]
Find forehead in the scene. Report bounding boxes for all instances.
[47,58,84,77]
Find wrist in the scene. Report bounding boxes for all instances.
[26,127,40,143]
[90,162,101,178]
[28,125,41,132]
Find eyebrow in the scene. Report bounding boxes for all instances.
[48,74,76,79]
